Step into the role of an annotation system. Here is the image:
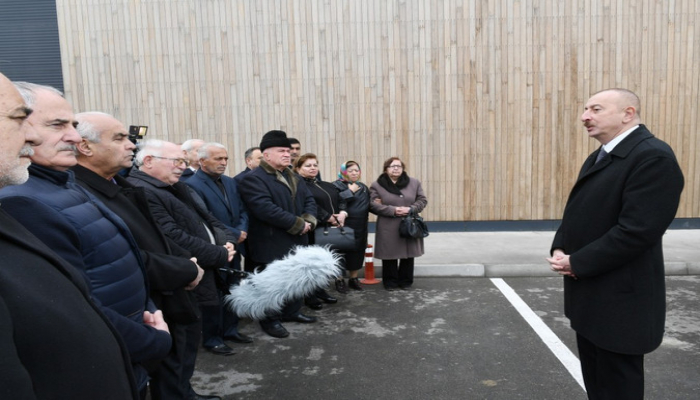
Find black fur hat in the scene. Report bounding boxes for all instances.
[260,130,292,152]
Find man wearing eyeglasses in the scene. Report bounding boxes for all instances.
[127,140,238,383]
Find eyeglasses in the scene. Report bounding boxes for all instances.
[388,165,403,169]
[151,156,190,167]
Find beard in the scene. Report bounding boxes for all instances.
[0,145,33,188]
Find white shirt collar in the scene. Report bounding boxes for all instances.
[602,125,639,152]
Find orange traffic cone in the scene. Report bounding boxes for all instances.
[360,244,381,284]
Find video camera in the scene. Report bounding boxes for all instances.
[119,125,148,177]
[128,125,148,145]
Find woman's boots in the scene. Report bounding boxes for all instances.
[348,277,363,291]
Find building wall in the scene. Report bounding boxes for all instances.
[55,0,700,222]
[0,0,63,90]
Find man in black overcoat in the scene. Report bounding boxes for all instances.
[548,88,684,399]
[238,130,318,338]
[127,139,238,366]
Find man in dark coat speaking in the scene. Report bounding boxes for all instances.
[547,88,684,399]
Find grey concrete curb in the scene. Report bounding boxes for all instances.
[359,262,700,278]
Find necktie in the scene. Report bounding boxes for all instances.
[595,147,608,164]
[215,178,229,202]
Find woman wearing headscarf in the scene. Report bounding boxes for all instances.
[295,153,344,307]
[332,160,371,291]
[369,157,428,290]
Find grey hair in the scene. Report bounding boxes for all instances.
[13,81,64,107]
[181,139,204,152]
[244,146,260,160]
[197,142,227,160]
[134,139,167,166]
[75,112,114,143]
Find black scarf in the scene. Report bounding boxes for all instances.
[377,172,409,196]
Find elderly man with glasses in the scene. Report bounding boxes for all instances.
[127,139,237,398]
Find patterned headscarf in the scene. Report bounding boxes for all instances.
[338,160,361,182]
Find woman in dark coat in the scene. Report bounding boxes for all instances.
[369,157,427,290]
[295,153,344,307]
[333,160,370,291]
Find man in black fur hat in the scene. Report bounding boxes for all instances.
[237,130,319,338]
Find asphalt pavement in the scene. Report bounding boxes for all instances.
[189,229,700,399]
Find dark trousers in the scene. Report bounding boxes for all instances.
[382,258,415,288]
[576,333,645,400]
[199,254,246,348]
[201,268,242,348]
[149,319,202,400]
[246,258,303,327]
[200,303,240,348]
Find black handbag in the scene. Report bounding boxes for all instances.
[315,222,356,252]
[399,209,429,239]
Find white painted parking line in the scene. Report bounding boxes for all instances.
[490,278,586,391]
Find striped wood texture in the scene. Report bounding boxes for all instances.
[55,0,700,222]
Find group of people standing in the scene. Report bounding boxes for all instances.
[0,76,430,400]
[290,142,429,294]
[0,69,687,400]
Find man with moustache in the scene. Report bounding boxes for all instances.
[127,140,237,363]
[0,82,171,397]
[185,142,253,347]
[71,112,219,400]
[0,73,138,399]
[547,89,684,399]
[237,130,318,338]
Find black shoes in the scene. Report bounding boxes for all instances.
[205,344,236,356]
[224,331,253,344]
[281,313,318,323]
[335,278,349,294]
[348,278,364,291]
[305,296,323,310]
[316,289,338,304]
[260,320,290,338]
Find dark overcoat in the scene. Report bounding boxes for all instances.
[334,180,371,253]
[73,164,200,323]
[127,170,237,306]
[0,165,172,367]
[369,176,427,260]
[238,161,317,264]
[0,209,138,399]
[551,125,684,355]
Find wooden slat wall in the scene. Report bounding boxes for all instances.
[55,0,700,222]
